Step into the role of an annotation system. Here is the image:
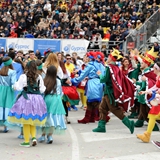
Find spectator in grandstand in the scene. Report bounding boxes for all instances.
[91,32,102,49]
[153,42,160,52]
[8,28,17,38]
[0,0,159,55]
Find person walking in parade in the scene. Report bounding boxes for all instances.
[7,61,47,147]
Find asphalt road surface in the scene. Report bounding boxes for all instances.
[0,106,160,160]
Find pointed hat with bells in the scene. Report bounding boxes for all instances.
[109,48,123,61]
[145,47,158,61]
[142,55,154,66]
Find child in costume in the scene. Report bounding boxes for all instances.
[137,61,160,143]
[0,57,16,132]
[120,54,141,119]
[38,65,66,144]
[17,59,44,140]
[59,60,79,124]
[134,48,159,130]
[7,60,47,147]
[92,49,136,133]
[72,51,105,124]
[43,52,63,80]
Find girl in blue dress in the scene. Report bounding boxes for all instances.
[0,57,16,132]
[38,65,66,144]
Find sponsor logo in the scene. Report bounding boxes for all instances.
[63,44,85,52]
[8,43,29,50]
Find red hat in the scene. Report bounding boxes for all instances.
[86,51,96,59]
[96,51,105,61]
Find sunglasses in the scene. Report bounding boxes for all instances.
[66,58,71,60]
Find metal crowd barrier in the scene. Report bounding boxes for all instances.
[88,40,124,56]
[123,9,160,53]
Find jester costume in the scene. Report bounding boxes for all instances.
[137,64,160,143]
[134,49,159,130]
[93,49,136,133]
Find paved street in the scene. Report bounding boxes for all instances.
[0,106,160,160]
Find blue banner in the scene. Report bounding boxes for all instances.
[0,38,7,51]
[34,39,61,56]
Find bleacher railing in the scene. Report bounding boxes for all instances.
[88,40,124,55]
[123,9,160,53]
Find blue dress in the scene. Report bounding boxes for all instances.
[0,69,16,125]
[44,78,67,134]
[72,60,105,102]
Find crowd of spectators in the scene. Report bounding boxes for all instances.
[0,0,159,52]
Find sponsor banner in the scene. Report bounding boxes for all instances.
[6,38,34,53]
[0,38,7,51]
[34,39,61,56]
[61,39,90,57]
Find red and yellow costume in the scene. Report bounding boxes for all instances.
[137,58,160,143]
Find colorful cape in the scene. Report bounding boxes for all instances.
[109,64,136,112]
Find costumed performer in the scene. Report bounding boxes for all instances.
[38,65,66,144]
[71,51,105,124]
[120,52,141,119]
[92,49,136,133]
[0,57,16,132]
[137,61,160,142]
[7,61,47,147]
[134,48,159,130]
[59,60,80,124]
[43,52,64,80]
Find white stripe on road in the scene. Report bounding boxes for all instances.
[81,129,160,142]
[67,125,80,160]
[100,152,160,160]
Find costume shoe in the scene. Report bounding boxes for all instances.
[137,131,151,143]
[47,136,53,144]
[19,142,30,148]
[134,120,144,127]
[38,136,46,142]
[18,134,24,139]
[128,112,138,119]
[106,115,110,123]
[89,108,96,123]
[92,120,106,132]
[122,117,134,134]
[153,123,159,131]
[78,109,91,124]
[32,137,37,146]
